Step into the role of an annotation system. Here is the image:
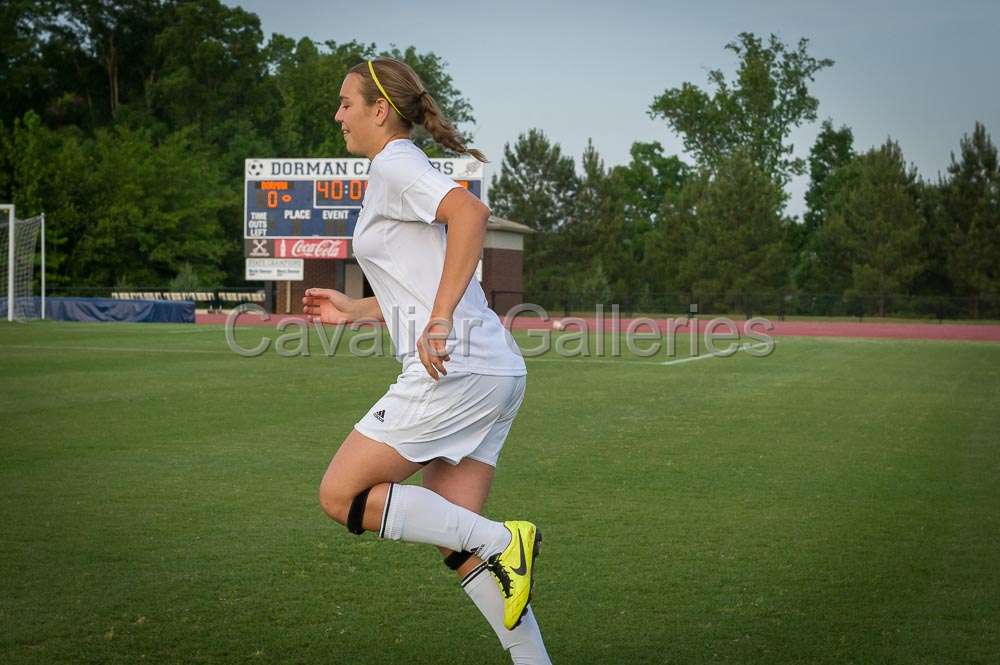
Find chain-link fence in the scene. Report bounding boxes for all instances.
[489,290,1000,321]
[39,286,1000,322]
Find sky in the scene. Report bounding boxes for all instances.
[224,0,1000,218]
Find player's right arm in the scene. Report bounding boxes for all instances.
[302,288,384,324]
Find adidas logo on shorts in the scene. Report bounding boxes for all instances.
[373,409,385,422]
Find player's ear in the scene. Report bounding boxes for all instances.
[374,98,388,126]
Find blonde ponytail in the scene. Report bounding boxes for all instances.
[349,58,487,163]
[417,91,487,162]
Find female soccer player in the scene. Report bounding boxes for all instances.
[303,58,550,664]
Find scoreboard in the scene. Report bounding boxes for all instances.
[243,157,485,261]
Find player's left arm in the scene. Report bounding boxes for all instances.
[417,187,489,380]
[431,187,489,319]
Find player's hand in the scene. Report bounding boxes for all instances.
[302,288,355,325]
[417,316,452,381]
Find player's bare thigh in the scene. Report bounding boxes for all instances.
[318,428,423,530]
[422,457,496,577]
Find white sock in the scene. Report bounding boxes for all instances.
[379,483,511,558]
[462,563,552,664]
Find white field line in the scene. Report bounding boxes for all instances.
[523,341,773,365]
[525,356,658,365]
[660,341,771,365]
[0,344,229,354]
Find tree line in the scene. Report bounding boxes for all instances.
[2,6,997,317]
[490,34,999,318]
[1,0,473,289]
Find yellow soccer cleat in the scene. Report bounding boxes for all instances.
[485,520,542,630]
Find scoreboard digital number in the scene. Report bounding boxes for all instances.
[243,158,485,258]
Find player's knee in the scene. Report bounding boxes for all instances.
[317,477,351,525]
[318,479,373,535]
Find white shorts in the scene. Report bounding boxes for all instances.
[354,371,527,467]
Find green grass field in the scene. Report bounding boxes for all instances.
[2,321,999,664]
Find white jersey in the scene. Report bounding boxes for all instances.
[353,139,526,377]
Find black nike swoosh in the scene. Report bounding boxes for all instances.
[511,530,527,575]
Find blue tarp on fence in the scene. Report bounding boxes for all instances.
[1,297,195,323]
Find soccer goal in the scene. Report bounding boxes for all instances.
[0,205,45,321]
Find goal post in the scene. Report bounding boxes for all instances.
[3,204,11,322]
[1,205,46,321]
[41,212,46,320]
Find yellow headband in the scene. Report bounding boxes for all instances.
[368,60,408,122]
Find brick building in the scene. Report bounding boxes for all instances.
[272,215,533,316]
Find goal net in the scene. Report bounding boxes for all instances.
[1,210,44,321]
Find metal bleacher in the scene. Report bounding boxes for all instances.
[111,289,266,312]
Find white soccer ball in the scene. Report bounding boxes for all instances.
[552,319,564,331]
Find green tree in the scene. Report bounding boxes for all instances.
[650,32,833,189]
[564,139,606,254]
[269,37,361,157]
[943,122,1000,315]
[610,142,689,306]
[149,1,271,137]
[793,207,856,302]
[12,0,169,129]
[10,112,230,287]
[791,120,855,289]
[821,140,926,315]
[489,129,579,298]
[80,126,232,286]
[803,120,854,234]
[59,0,166,118]
[169,262,205,291]
[561,140,625,303]
[646,151,791,308]
[911,179,952,300]
[0,1,58,128]
[613,141,689,230]
[6,112,92,285]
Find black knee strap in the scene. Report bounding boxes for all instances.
[347,487,371,535]
[444,550,473,570]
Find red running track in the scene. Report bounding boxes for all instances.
[197,312,1000,342]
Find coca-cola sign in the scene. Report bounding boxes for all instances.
[275,238,348,259]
